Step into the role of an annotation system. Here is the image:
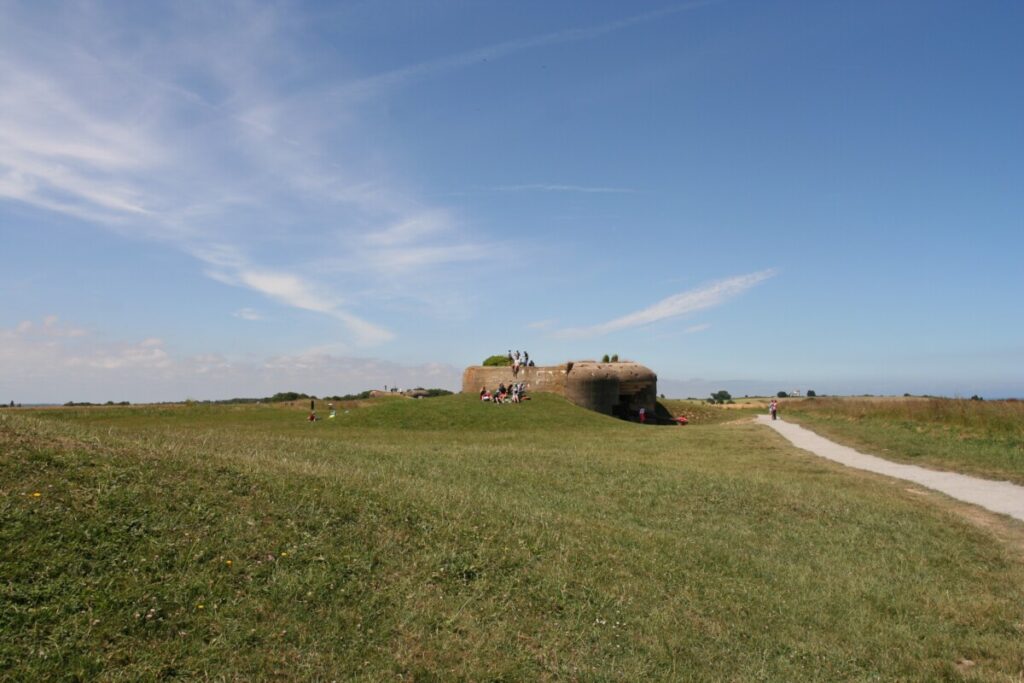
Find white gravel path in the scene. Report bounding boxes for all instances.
[757,415,1024,523]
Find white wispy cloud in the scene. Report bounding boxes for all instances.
[71,338,173,371]
[685,323,712,334]
[208,263,394,346]
[233,308,264,321]
[0,317,170,375]
[555,269,777,339]
[350,210,490,278]
[0,63,163,226]
[0,1,720,351]
[338,1,720,98]
[0,316,458,403]
[492,184,637,194]
[237,270,340,316]
[9,315,89,338]
[0,2,493,345]
[364,211,453,247]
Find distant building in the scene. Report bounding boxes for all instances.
[462,360,657,418]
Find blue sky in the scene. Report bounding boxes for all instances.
[2,0,1022,403]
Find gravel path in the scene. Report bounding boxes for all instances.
[757,415,1024,523]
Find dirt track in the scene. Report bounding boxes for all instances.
[758,415,1024,523]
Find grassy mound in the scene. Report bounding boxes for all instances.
[32,393,621,434]
[2,401,1023,680]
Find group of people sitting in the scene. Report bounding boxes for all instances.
[480,382,528,404]
[307,401,339,421]
[507,349,534,377]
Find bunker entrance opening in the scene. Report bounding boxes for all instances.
[612,392,643,419]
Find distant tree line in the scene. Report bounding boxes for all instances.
[201,389,454,404]
[410,388,454,398]
[54,389,455,408]
[202,391,372,404]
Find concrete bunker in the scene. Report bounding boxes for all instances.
[461,360,657,419]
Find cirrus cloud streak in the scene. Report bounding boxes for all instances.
[555,269,777,339]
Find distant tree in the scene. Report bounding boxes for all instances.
[710,390,732,404]
[903,393,912,397]
[601,354,610,363]
[970,394,984,401]
[777,391,789,398]
[335,390,373,401]
[482,355,512,367]
[269,391,310,402]
[611,354,619,362]
[806,390,816,397]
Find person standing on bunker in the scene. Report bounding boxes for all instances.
[639,407,646,423]
[769,399,778,421]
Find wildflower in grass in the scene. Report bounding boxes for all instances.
[225,560,232,566]
[197,604,204,610]
[280,551,288,557]
[31,492,41,497]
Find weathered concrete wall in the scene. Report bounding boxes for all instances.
[462,364,569,396]
[564,375,620,414]
[462,360,657,417]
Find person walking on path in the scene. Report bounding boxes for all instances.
[769,399,778,420]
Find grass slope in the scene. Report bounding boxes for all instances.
[658,399,763,425]
[3,396,1023,680]
[782,397,1024,485]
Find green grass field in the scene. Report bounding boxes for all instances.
[781,397,1024,485]
[3,395,1023,680]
